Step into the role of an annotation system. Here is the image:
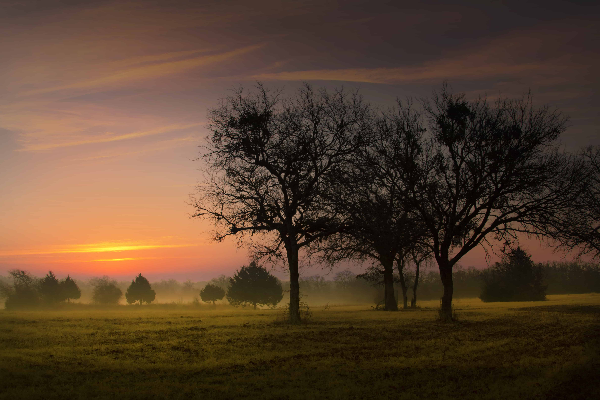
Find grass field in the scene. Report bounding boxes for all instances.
[1,294,599,400]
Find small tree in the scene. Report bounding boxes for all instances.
[227,261,283,309]
[60,275,81,303]
[480,247,546,302]
[125,273,156,305]
[91,276,123,305]
[38,271,63,305]
[200,283,225,305]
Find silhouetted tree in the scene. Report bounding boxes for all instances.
[4,270,40,309]
[200,283,225,305]
[545,146,600,259]
[321,102,427,310]
[38,271,63,305]
[59,275,81,302]
[191,84,369,323]
[91,276,123,305]
[227,261,283,309]
[395,85,586,320]
[480,247,546,302]
[125,273,156,305]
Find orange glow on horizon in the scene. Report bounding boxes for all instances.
[0,242,197,257]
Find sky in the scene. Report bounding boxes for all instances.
[1,0,598,281]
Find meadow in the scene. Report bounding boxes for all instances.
[1,294,599,400]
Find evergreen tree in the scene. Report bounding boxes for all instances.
[39,271,62,305]
[60,275,81,302]
[125,273,156,305]
[200,283,225,305]
[480,247,546,302]
[227,261,283,309]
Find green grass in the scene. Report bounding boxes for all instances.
[1,294,599,399]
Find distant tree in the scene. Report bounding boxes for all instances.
[60,275,81,302]
[394,85,586,320]
[200,283,225,305]
[181,280,197,296]
[209,275,231,292]
[38,271,63,305]
[125,274,156,305]
[4,270,40,309]
[227,261,283,309]
[91,276,123,305]
[333,270,355,290]
[191,84,369,323]
[480,247,546,302]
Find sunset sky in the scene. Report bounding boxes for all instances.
[1,0,598,281]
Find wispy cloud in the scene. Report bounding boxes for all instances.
[18,123,201,152]
[23,45,264,96]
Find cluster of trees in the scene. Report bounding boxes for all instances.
[200,262,284,309]
[192,83,599,322]
[0,272,160,308]
[0,270,81,310]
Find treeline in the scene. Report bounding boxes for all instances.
[2,258,600,310]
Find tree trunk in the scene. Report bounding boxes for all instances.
[382,257,398,311]
[286,242,301,324]
[411,258,420,308]
[253,302,257,310]
[397,261,408,309]
[438,259,454,321]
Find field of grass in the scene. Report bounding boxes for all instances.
[1,294,599,400]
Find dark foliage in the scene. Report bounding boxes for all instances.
[200,283,225,305]
[125,273,156,305]
[60,275,81,302]
[38,271,63,304]
[91,276,123,305]
[227,261,283,309]
[4,270,40,310]
[480,248,546,302]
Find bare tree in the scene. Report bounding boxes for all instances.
[544,146,600,259]
[398,85,587,320]
[191,83,370,323]
[320,103,427,311]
